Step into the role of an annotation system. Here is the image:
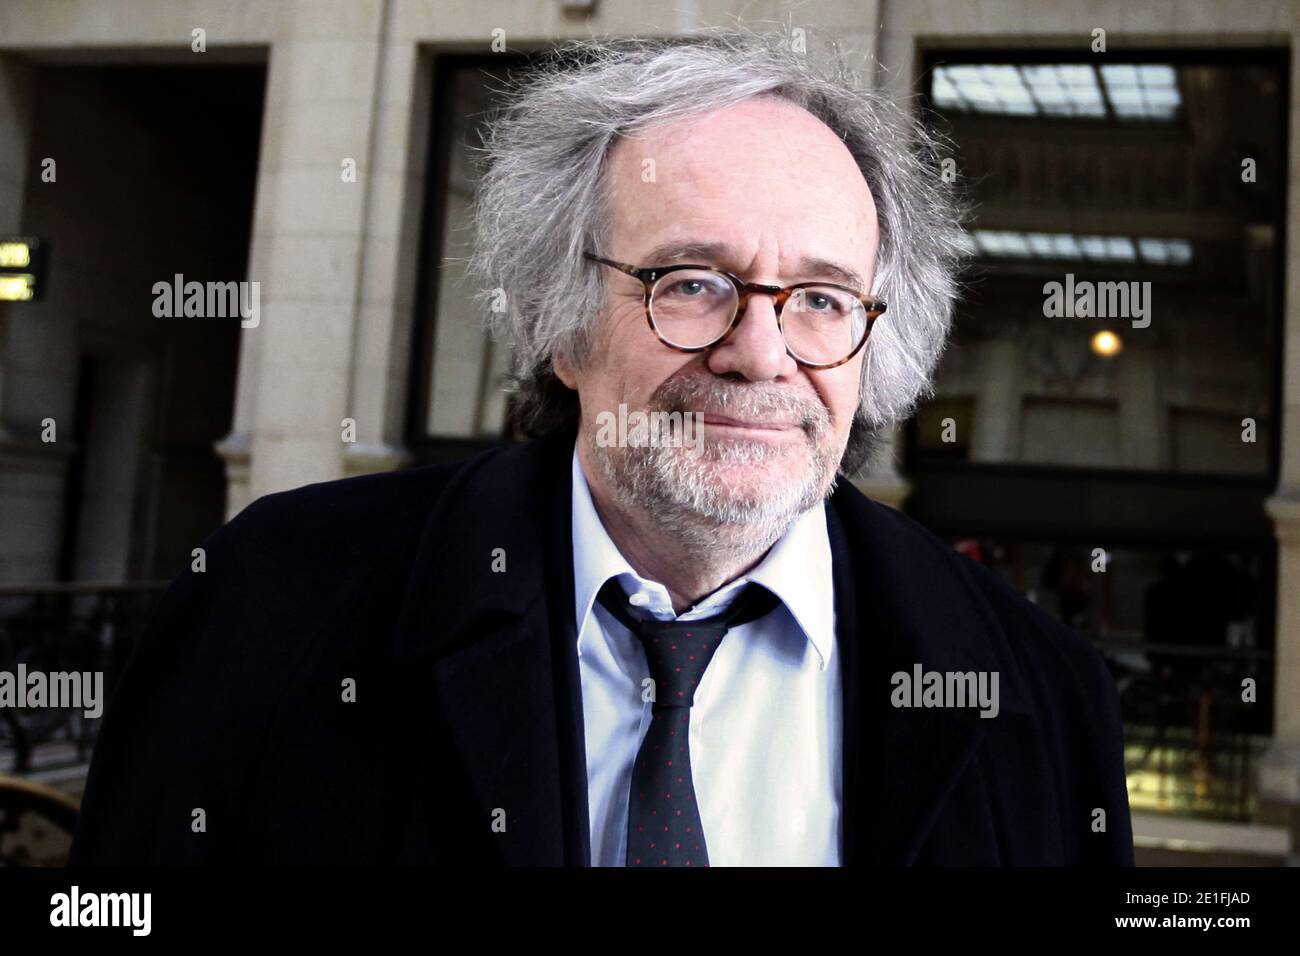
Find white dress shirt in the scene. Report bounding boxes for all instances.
[571,447,843,866]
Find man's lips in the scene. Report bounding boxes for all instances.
[699,413,799,432]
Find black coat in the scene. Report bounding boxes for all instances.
[69,427,1134,866]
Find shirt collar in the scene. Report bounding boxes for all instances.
[570,443,835,670]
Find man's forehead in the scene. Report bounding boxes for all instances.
[610,97,867,187]
[604,98,880,276]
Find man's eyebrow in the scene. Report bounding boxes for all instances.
[795,257,869,293]
[640,240,869,292]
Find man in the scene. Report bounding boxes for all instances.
[69,31,1133,866]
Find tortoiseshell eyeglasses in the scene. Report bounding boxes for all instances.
[583,251,886,370]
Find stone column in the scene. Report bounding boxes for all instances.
[1261,496,1300,835]
[219,2,391,511]
[343,34,426,477]
[850,424,912,510]
[970,338,1022,463]
[1257,29,1300,852]
[1117,344,1162,469]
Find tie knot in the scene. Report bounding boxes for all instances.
[595,579,779,710]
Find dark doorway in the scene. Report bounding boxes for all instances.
[17,62,266,582]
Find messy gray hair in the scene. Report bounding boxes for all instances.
[466,28,965,475]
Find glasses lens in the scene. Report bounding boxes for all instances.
[782,286,870,365]
[649,270,738,348]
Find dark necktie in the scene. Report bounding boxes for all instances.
[595,578,780,867]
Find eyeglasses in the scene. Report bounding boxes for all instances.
[583,251,886,370]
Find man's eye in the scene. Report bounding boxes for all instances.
[797,291,840,314]
[662,278,724,298]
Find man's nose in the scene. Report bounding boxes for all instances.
[704,292,799,381]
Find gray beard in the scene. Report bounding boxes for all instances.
[589,428,839,561]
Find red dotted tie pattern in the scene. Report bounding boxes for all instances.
[595,579,779,867]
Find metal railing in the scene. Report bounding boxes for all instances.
[0,581,168,774]
[1094,632,1274,822]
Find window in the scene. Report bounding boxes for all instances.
[407,54,533,465]
[910,49,1287,821]
[913,52,1284,478]
[932,62,1182,122]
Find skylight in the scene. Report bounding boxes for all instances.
[1100,64,1181,121]
[933,63,1181,122]
[971,230,1193,265]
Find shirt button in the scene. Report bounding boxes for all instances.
[629,591,650,607]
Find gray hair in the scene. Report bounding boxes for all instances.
[466,28,965,474]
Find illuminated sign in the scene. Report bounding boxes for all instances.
[0,242,31,268]
[0,237,46,301]
[0,274,36,301]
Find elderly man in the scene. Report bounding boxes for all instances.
[70,32,1133,867]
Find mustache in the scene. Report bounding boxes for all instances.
[648,371,832,436]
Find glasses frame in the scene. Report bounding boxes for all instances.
[583,251,886,370]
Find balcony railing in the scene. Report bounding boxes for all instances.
[0,581,168,774]
[1094,633,1274,822]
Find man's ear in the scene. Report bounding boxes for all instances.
[553,349,579,390]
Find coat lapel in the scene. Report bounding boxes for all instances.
[829,484,1035,865]
[392,426,589,866]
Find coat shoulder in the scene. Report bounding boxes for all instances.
[841,486,1109,679]
[219,458,469,559]
[139,448,519,680]
[214,437,555,569]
